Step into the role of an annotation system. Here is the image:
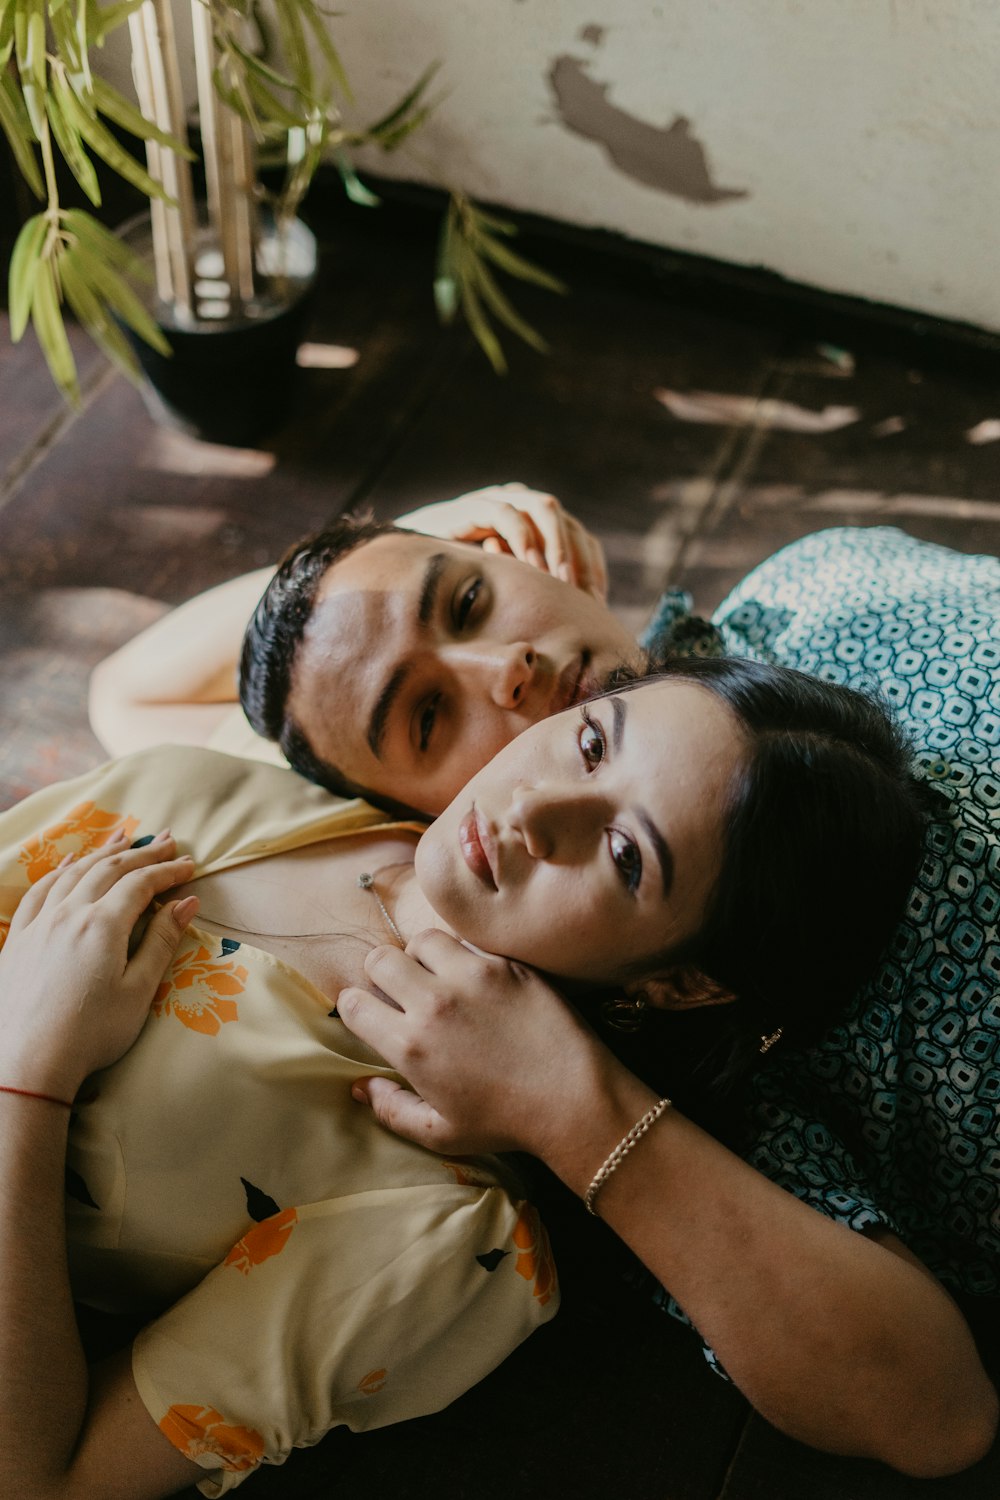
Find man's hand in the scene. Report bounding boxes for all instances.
[0,834,198,1101]
[397,483,608,599]
[338,928,605,1158]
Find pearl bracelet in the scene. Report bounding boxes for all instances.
[584,1097,672,1217]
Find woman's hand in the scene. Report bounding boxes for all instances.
[0,833,198,1102]
[338,929,615,1158]
[396,483,609,598]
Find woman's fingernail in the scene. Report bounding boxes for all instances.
[56,852,75,869]
[351,1084,367,1104]
[172,896,199,925]
[153,828,173,844]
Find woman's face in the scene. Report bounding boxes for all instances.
[415,679,746,985]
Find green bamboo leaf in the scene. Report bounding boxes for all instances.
[60,247,143,381]
[0,74,44,196]
[15,0,48,139]
[49,0,71,14]
[374,104,435,154]
[75,0,94,92]
[58,80,175,202]
[92,76,195,157]
[86,0,145,46]
[62,207,149,278]
[46,87,101,206]
[459,275,506,375]
[465,252,548,353]
[273,0,311,97]
[366,64,439,138]
[50,3,82,74]
[464,206,518,237]
[244,68,310,132]
[298,0,352,101]
[0,0,17,68]
[228,37,303,97]
[476,234,567,294]
[76,242,170,356]
[334,151,380,207]
[31,256,80,403]
[8,211,48,341]
[433,274,458,324]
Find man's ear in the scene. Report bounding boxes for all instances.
[624,965,736,1011]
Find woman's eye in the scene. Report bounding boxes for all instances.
[608,829,642,894]
[579,711,606,770]
[418,694,441,752]
[455,577,483,629]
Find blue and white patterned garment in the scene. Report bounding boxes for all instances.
[642,527,1000,1355]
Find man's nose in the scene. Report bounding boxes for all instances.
[442,641,537,710]
[507,781,596,860]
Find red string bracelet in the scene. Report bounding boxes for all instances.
[0,1085,73,1109]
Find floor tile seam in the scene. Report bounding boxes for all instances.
[0,360,116,517]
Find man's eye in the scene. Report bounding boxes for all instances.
[455,577,483,629]
[578,710,605,770]
[608,829,642,894]
[418,693,441,752]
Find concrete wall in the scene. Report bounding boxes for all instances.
[101,1,1000,333]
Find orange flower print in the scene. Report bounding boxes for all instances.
[18,803,140,884]
[512,1203,557,1307]
[153,943,247,1035]
[0,919,9,953]
[158,1404,264,1473]
[224,1208,298,1275]
[358,1368,387,1396]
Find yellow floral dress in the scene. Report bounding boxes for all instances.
[0,746,557,1496]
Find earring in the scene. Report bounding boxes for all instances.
[602,995,648,1033]
[758,1027,783,1056]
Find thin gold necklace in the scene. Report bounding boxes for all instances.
[357,871,404,945]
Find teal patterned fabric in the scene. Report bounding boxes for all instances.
[645,528,1000,1359]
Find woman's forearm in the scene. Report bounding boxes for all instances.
[0,1095,89,1497]
[549,1061,998,1477]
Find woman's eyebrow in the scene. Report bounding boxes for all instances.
[610,694,626,753]
[637,809,674,897]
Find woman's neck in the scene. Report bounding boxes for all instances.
[371,863,454,949]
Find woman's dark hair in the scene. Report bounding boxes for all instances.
[238,512,413,812]
[595,655,930,1093]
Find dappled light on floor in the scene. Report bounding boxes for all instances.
[137,426,277,477]
[654,387,861,432]
[296,342,360,369]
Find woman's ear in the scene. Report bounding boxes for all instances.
[624,965,736,1011]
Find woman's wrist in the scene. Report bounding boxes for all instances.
[532,1043,662,1201]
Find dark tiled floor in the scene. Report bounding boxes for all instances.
[2,200,999,1498]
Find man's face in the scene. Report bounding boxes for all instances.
[286,532,642,815]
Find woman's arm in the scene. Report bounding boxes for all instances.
[88,486,606,757]
[338,933,999,1479]
[0,838,203,1499]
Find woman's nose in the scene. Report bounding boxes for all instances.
[443,641,537,710]
[508,782,592,860]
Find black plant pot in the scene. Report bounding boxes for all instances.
[118,211,318,448]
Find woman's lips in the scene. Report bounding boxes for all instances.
[459,807,497,890]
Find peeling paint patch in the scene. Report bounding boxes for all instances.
[655,388,859,433]
[580,23,605,45]
[547,53,748,205]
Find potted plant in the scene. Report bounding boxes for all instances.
[1,0,562,442]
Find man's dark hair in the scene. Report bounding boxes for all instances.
[239,511,418,815]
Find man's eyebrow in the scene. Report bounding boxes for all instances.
[637,809,674,897]
[366,551,448,759]
[418,552,448,625]
[367,664,409,759]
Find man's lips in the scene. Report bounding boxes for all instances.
[459,807,498,889]
[551,650,593,715]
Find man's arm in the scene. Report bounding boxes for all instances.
[0,839,203,1498]
[88,487,607,758]
[338,933,999,1479]
[88,566,275,756]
